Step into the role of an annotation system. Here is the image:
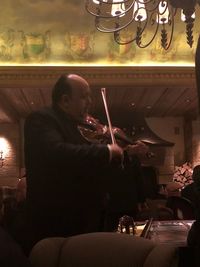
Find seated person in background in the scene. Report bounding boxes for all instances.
[165,182,195,220]
[187,165,200,244]
[155,184,168,199]
[137,182,183,221]
[159,182,182,217]
[165,181,182,197]
[182,165,200,215]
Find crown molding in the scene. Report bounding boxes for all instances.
[0,66,196,88]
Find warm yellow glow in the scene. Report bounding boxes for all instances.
[133,0,147,21]
[156,1,169,24]
[135,224,146,236]
[0,61,195,67]
[0,137,9,159]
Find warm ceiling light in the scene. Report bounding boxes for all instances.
[181,9,195,21]
[133,0,147,21]
[85,0,199,49]
[111,0,126,17]
[92,0,108,4]
[156,1,170,24]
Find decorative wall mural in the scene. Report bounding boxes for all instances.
[108,31,136,62]
[0,28,15,61]
[65,31,95,61]
[150,34,184,62]
[0,0,199,66]
[20,31,51,62]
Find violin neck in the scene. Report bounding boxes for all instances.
[114,132,134,145]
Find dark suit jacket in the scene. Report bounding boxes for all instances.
[24,106,111,239]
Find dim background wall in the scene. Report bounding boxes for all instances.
[147,117,185,165]
[0,123,20,187]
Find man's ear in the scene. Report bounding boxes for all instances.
[60,94,71,107]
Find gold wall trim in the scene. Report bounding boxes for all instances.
[0,66,196,88]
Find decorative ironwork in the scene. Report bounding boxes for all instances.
[85,0,199,49]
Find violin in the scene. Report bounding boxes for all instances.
[79,88,154,160]
[78,114,134,147]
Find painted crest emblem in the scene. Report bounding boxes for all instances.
[65,31,95,60]
[20,31,51,61]
[0,28,14,60]
[108,30,136,62]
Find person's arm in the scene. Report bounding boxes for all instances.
[124,141,149,162]
[24,111,123,169]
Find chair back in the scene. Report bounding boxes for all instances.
[166,196,195,220]
[30,232,179,267]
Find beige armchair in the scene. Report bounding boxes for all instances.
[30,232,179,267]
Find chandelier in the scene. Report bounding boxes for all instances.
[85,0,199,50]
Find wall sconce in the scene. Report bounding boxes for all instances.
[0,150,4,167]
[0,137,8,168]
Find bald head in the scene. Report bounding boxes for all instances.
[67,74,89,89]
[52,73,92,121]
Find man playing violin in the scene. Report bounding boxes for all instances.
[24,73,149,252]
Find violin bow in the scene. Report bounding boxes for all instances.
[101,88,116,145]
[101,87,125,168]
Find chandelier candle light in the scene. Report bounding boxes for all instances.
[85,0,199,49]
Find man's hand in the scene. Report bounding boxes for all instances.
[107,144,124,164]
[125,141,149,160]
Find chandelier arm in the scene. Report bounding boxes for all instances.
[95,15,137,33]
[162,11,175,50]
[114,13,159,46]
[114,33,137,45]
[136,22,160,48]
[86,0,164,34]
[135,9,160,48]
[138,4,176,49]
[85,0,198,50]
[85,0,135,19]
